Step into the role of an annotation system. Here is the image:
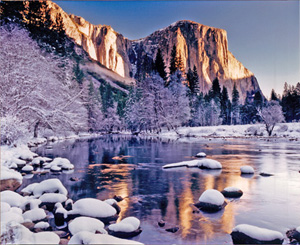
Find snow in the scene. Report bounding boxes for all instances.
[21,165,33,172]
[198,189,225,206]
[32,231,60,244]
[69,217,106,235]
[68,198,117,218]
[22,208,46,222]
[44,157,74,170]
[104,198,118,206]
[31,156,52,165]
[224,187,241,192]
[296,226,300,233]
[163,159,222,169]
[39,193,67,203]
[196,152,206,157]
[21,198,41,210]
[54,203,68,218]
[32,178,68,197]
[158,123,300,139]
[14,145,38,161]
[34,221,50,229]
[241,165,255,174]
[0,190,25,207]
[1,222,59,244]
[232,224,284,241]
[21,183,39,195]
[108,217,140,233]
[1,211,24,225]
[0,166,23,182]
[50,165,61,172]
[1,202,11,213]
[68,231,143,244]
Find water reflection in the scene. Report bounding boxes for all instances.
[20,136,300,244]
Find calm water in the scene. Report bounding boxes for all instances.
[21,136,300,244]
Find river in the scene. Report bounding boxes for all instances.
[20,135,300,244]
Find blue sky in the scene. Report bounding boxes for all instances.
[56,1,299,97]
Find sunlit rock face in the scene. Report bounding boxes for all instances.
[47,2,261,100]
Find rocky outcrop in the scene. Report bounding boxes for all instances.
[47,1,262,100]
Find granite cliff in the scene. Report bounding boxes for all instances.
[47,1,261,100]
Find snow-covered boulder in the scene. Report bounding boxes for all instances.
[1,210,24,225]
[34,221,50,230]
[21,165,34,173]
[286,226,300,243]
[22,208,47,223]
[69,217,107,235]
[1,202,11,213]
[198,159,222,169]
[221,187,243,198]
[44,157,74,171]
[21,199,41,211]
[50,165,61,172]
[0,166,23,191]
[104,198,121,214]
[163,159,222,169]
[108,217,142,238]
[21,183,39,196]
[31,157,52,166]
[194,189,226,212]
[231,224,284,244]
[196,152,206,158]
[32,178,68,197]
[68,198,118,223]
[240,166,255,174]
[39,193,67,211]
[68,232,143,244]
[14,145,38,161]
[54,203,68,226]
[0,190,25,207]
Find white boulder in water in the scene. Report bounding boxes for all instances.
[69,217,107,235]
[68,198,117,223]
[231,224,284,244]
[108,217,142,238]
[163,159,222,169]
[221,187,243,198]
[196,152,206,157]
[32,179,68,197]
[194,189,226,212]
[240,166,255,174]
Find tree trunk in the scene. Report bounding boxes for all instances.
[34,121,40,138]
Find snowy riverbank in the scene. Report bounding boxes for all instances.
[156,122,300,140]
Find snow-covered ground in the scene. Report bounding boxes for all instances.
[157,122,300,140]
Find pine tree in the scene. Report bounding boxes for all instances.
[186,67,194,93]
[231,83,240,125]
[270,89,279,101]
[169,44,178,75]
[254,91,263,109]
[192,65,200,94]
[220,86,231,125]
[154,48,166,80]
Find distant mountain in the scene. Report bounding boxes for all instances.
[47,1,262,100]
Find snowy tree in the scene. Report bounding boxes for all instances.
[257,101,285,136]
[168,71,191,127]
[0,25,88,139]
[102,103,122,133]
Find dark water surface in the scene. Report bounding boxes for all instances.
[21,136,300,244]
